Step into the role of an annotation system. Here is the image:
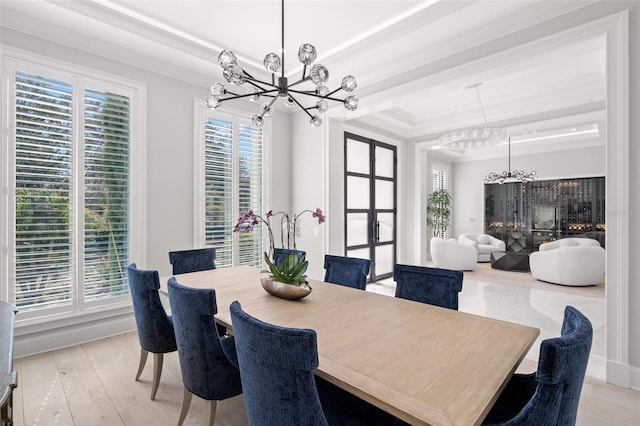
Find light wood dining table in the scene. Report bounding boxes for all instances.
[160,266,539,426]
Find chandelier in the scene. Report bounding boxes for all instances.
[438,83,507,150]
[484,137,537,184]
[204,0,358,128]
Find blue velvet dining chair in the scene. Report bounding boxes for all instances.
[230,300,399,426]
[127,263,177,400]
[168,247,227,336]
[323,254,370,290]
[482,305,593,425]
[273,248,306,268]
[168,278,243,426]
[393,264,463,310]
[168,247,216,275]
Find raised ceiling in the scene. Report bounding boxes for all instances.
[0,0,606,160]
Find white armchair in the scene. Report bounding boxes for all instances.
[458,233,506,262]
[430,238,477,271]
[529,238,605,286]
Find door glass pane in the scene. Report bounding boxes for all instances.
[347,248,370,262]
[347,176,370,209]
[375,245,394,276]
[347,213,368,247]
[346,138,369,174]
[375,146,394,178]
[377,213,394,243]
[375,179,394,209]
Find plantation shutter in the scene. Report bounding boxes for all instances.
[83,88,130,300]
[202,114,263,268]
[14,71,74,311]
[432,168,447,192]
[204,117,234,267]
[237,124,263,267]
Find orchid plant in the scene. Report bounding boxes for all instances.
[233,208,326,284]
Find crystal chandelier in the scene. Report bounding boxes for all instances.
[484,137,537,184]
[205,0,358,128]
[438,83,507,150]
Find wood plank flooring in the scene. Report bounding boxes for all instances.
[10,329,639,425]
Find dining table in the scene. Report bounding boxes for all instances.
[160,265,539,426]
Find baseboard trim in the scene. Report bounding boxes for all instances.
[14,310,136,358]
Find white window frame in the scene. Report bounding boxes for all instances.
[1,46,147,327]
[193,100,268,266]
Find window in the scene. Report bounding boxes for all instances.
[432,166,448,192]
[2,53,144,320]
[197,105,263,268]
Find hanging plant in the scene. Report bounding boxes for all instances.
[427,189,452,238]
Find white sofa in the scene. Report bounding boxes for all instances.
[529,238,605,286]
[458,233,506,262]
[430,238,477,271]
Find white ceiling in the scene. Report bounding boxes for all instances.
[0,0,606,161]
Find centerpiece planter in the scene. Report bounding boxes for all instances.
[260,277,312,300]
[234,207,325,301]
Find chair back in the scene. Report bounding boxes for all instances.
[127,264,177,353]
[393,264,463,310]
[230,301,328,426]
[534,305,592,425]
[323,255,370,290]
[273,248,306,268]
[167,278,242,400]
[168,247,216,274]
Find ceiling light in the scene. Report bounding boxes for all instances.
[484,137,537,184]
[204,0,358,128]
[513,126,599,143]
[438,83,507,150]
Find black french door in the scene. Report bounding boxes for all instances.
[344,132,397,282]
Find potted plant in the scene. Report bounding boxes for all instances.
[427,189,452,238]
[233,208,325,299]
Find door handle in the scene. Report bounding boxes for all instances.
[376,221,380,242]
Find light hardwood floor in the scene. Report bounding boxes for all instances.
[10,266,640,425]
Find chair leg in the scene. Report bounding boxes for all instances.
[205,400,218,426]
[150,353,164,401]
[135,347,148,381]
[177,386,193,426]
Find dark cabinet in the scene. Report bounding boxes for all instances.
[484,177,605,252]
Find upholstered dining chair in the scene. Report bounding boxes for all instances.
[126,263,177,401]
[168,247,216,275]
[482,305,593,425]
[323,254,370,290]
[273,248,306,268]
[393,264,463,310]
[230,301,399,426]
[168,247,227,336]
[167,278,243,426]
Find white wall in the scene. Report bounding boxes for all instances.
[452,145,606,236]
[1,28,293,355]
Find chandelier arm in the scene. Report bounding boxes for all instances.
[244,75,278,89]
[288,76,312,88]
[221,89,278,101]
[288,89,343,102]
[287,94,315,119]
[326,87,342,97]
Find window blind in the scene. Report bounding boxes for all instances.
[203,116,263,268]
[14,71,74,310]
[204,117,234,267]
[83,88,130,300]
[11,68,132,313]
[237,124,263,267]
